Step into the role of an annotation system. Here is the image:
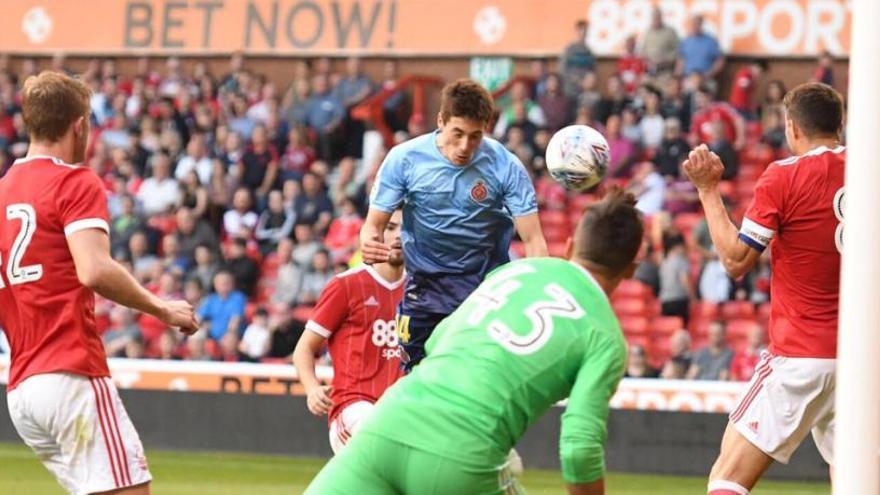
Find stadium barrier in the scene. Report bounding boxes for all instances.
[0,356,828,480]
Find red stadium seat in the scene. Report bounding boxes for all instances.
[509,241,526,258]
[542,224,571,244]
[548,241,568,258]
[692,301,720,322]
[613,297,649,317]
[673,212,704,239]
[721,301,756,320]
[726,319,758,343]
[615,280,651,299]
[292,305,314,322]
[652,316,685,337]
[758,302,772,322]
[620,316,650,336]
[539,210,569,228]
[569,194,597,213]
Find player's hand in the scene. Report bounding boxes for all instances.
[160,300,199,335]
[306,385,334,416]
[361,239,391,265]
[683,144,724,193]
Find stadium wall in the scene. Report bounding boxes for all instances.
[0,389,828,481]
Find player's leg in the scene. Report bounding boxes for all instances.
[708,354,835,494]
[328,401,375,454]
[7,373,152,494]
[305,432,400,495]
[398,447,527,495]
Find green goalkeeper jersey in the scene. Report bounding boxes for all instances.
[363,257,627,484]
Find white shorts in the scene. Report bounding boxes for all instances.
[729,351,836,464]
[7,373,152,495]
[328,400,375,454]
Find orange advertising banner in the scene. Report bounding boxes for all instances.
[0,0,850,57]
[0,356,744,413]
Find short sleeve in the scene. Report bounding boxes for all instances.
[559,332,626,484]
[502,152,539,217]
[739,164,785,252]
[305,276,349,338]
[56,168,110,237]
[369,148,408,212]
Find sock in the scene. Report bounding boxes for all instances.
[708,479,750,495]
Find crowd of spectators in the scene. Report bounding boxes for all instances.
[0,9,840,380]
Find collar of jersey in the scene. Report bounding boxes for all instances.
[13,155,76,167]
[364,264,406,290]
[567,260,609,304]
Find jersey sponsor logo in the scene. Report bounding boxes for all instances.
[748,421,759,433]
[470,179,489,203]
[371,319,400,360]
[365,295,379,307]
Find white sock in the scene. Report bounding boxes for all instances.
[708,479,750,494]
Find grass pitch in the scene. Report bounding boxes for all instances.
[0,442,828,494]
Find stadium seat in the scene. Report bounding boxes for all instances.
[673,212,703,240]
[692,301,720,321]
[615,280,651,299]
[757,302,772,321]
[542,224,571,244]
[721,301,756,320]
[569,194,597,213]
[726,319,757,343]
[509,241,526,258]
[547,241,568,258]
[292,305,314,323]
[612,297,649,317]
[539,210,569,228]
[620,316,650,336]
[651,316,685,337]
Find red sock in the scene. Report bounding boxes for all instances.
[708,480,750,495]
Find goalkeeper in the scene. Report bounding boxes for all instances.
[305,188,643,495]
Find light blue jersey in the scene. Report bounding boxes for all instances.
[371,131,538,278]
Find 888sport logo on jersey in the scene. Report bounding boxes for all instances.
[371,319,402,360]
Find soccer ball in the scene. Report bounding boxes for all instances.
[545,125,610,192]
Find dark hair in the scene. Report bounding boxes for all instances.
[752,58,769,71]
[783,82,844,137]
[573,187,644,277]
[439,79,495,124]
[21,71,91,142]
[576,20,589,30]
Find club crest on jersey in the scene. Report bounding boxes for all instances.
[470,179,489,203]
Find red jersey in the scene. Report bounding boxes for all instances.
[691,103,739,144]
[618,55,646,94]
[738,146,845,358]
[0,156,111,389]
[728,67,756,112]
[305,265,405,422]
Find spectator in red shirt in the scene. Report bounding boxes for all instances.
[690,85,745,150]
[730,322,766,381]
[618,35,646,95]
[324,197,364,263]
[728,59,767,120]
[279,126,315,182]
[811,50,835,86]
[537,73,572,132]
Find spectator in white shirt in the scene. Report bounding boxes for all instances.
[223,187,259,239]
[137,152,181,216]
[239,308,271,361]
[174,132,213,184]
[629,161,666,215]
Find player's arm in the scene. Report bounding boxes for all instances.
[505,152,547,256]
[513,213,549,257]
[684,146,761,279]
[360,208,393,264]
[292,277,348,415]
[292,330,333,416]
[67,229,197,333]
[560,334,627,495]
[361,149,406,263]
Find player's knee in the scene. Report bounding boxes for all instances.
[707,479,750,495]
